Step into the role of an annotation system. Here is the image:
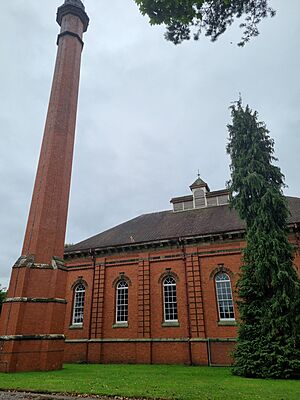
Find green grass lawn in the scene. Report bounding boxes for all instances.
[0,364,299,400]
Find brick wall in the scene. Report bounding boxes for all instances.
[64,235,300,365]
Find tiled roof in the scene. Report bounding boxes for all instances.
[65,196,300,254]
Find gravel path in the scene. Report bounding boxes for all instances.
[0,392,149,400]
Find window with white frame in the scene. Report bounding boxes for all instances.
[215,272,235,320]
[116,280,128,323]
[72,282,85,325]
[163,276,178,322]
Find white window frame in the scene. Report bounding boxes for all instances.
[116,280,129,324]
[72,282,86,326]
[163,276,178,322]
[215,272,235,321]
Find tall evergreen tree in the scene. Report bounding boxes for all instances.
[227,100,300,378]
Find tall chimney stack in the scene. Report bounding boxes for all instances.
[0,0,89,372]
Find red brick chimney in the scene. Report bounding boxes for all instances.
[0,0,89,372]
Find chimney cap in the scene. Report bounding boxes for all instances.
[57,0,89,32]
[64,0,85,9]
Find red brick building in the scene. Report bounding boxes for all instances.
[1,0,298,373]
[63,177,300,365]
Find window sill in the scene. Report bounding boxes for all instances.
[218,320,237,326]
[69,324,83,330]
[162,321,180,327]
[112,323,129,329]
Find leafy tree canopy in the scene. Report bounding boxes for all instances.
[227,100,300,378]
[134,0,275,46]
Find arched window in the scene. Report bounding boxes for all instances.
[72,282,86,325]
[163,276,178,322]
[116,280,129,323]
[215,272,235,320]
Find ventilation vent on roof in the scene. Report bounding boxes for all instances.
[170,178,230,212]
[173,203,183,212]
[218,195,229,205]
[183,200,193,210]
[207,196,217,207]
[194,189,206,208]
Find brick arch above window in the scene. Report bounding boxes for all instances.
[158,269,179,284]
[112,273,132,288]
[209,264,234,280]
[71,277,88,290]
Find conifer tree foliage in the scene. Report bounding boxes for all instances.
[227,100,300,379]
[134,0,275,46]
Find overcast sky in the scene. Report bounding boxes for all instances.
[1,0,299,287]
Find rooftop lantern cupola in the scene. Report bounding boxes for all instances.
[170,176,229,212]
[189,176,210,209]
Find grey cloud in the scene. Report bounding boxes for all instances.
[1,0,299,286]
